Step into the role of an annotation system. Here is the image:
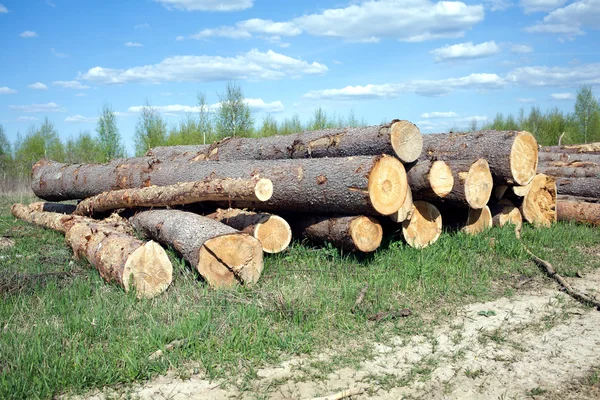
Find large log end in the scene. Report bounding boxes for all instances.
[253,214,292,254]
[390,120,423,163]
[510,131,539,185]
[521,174,557,227]
[198,233,264,288]
[255,178,274,202]
[492,200,523,231]
[463,206,492,235]
[123,241,174,299]
[368,155,408,216]
[349,216,383,253]
[429,161,453,198]
[465,159,493,209]
[401,201,442,249]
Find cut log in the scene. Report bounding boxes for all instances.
[28,202,77,214]
[390,186,413,223]
[73,178,273,216]
[401,201,442,249]
[443,159,493,209]
[205,208,291,254]
[32,155,408,216]
[289,215,383,252]
[557,200,600,226]
[463,206,493,235]
[538,152,600,163]
[422,130,538,185]
[406,160,453,199]
[11,204,172,298]
[558,194,600,204]
[541,143,600,154]
[490,200,523,231]
[556,177,600,199]
[521,174,557,227]
[130,209,263,288]
[537,162,600,179]
[145,120,423,164]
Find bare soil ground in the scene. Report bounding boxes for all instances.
[79,266,600,400]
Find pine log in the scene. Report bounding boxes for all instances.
[422,130,538,185]
[556,177,600,199]
[390,186,413,223]
[73,178,273,216]
[406,160,453,200]
[401,201,442,249]
[490,200,523,231]
[32,155,408,216]
[463,206,493,235]
[11,204,172,298]
[520,174,557,227]
[537,161,600,179]
[557,200,600,226]
[538,152,600,163]
[558,194,600,204]
[443,159,493,209]
[205,208,291,254]
[289,215,383,252]
[130,209,263,288]
[541,143,600,154]
[29,202,77,214]
[145,120,423,164]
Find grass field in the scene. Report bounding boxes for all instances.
[1,195,599,399]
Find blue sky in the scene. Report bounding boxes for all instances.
[0,0,599,155]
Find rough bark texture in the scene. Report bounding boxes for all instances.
[537,162,600,179]
[538,152,600,164]
[421,130,538,185]
[443,159,493,209]
[557,200,600,226]
[558,194,600,204]
[11,204,172,298]
[288,215,383,253]
[556,177,600,199]
[32,155,408,216]
[145,120,423,164]
[130,209,263,288]
[541,143,600,154]
[401,201,442,249]
[205,208,291,254]
[73,178,272,216]
[521,174,557,227]
[406,160,453,200]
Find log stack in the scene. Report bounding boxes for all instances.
[15,119,597,298]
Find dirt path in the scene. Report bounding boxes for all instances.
[82,269,600,400]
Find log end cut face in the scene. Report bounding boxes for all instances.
[198,233,264,288]
[390,120,423,163]
[510,131,539,186]
[349,216,383,252]
[390,186,413,223]
[429,161,453,198]
[496,202,523,231]
[122,241,174,299]
[522,174,557,227]
[463,206,492,235]
[465,159,493,209]
[254,215,292,254]
[368,155,408,216]
[255,178,274,202]
[402,201,442,249]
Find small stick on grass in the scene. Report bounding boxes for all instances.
[524,246,600,310]
[351,284,369,314]
[368,308,412,322]
[305,387,365,400]
[148,339,188,361]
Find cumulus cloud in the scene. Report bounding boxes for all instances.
[9,102,66,113]
[430,41,501,62]
[0,3,7,12]
[520,0,568,14]
[155,0,253,12]
[420,112,460,118]
[125,42,143,47]
[28,82,48,90]
[525,0,599,37]
[53,80,90,90]
[20,31,38,38]
[0,86,17,94]
[80,49,327,85]
[128,98,284,115]
[65,115,98,123]
[506,63,600,86]
[16,116,39,122]
[51,48,69,58]
[510,44,533,53]
[550,92,575,100]
[190,19,301,40]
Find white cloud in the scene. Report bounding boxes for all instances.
[520,0,568,14]
[156,0,253,12]
[16,116,39,122]
[51,48,69,57]
[27,82,48,90]
[430,41,501,62]
[176,35,185,41]
[486,0,513,11]
[125,42,143,47]
[53,80,90,90]
[239,98,284,113]
[80,49,327,85]
[303,73,505,99]
[46,0,56,7]
[510,44,533,53]
[550,92,575,100]
[0,3,7,13]
[74,93,86,97]
[20,31,38,38]
[506,63,600,86]
[417,115,488,132]
[114,111,132,118]
[127,98,284,115]
[190,19,301,40]
[420,112,460,118]
[128,104,199,113]
[0,86,17,94]
[135,23,150,29]
[9,102,66,113]
[517,97,537,103]
[65,115,98,123]
[525,0,600,37]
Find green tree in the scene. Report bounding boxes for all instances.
[280,114,303,135]
[574,85,600,143]
[309,107,328,131]
[66,130,101,163]
[196,91,213,144]
[0,124,12,177]
[14,119,64,177]
[133,102,168,156]
[258,115,278,137]
[96,103,125,161]
[215,81,254,138]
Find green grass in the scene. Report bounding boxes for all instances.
[1,195,600,399]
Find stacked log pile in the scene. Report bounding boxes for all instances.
[14,119,599,298]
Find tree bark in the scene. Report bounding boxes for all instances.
[556,177,600,199]
[520,174,557,227]
[537,161,600,179]
[11,203,172,298]
[406,160,453,199]
[130,209,263,288]
[288,215,383,252]
[73,178,273,216]
[557,200,600,226]
[145,120,423,164]
[443,159,493,209]
[541,143,600,154]
[32,155,408,216]
[401,201,442,249]
[538,152,600,164]
[421,130,538,185]
[205,208,291,254]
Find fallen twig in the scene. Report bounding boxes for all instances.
[148,338,188,361]
[305,387,365,400]
[368,308,412,322]
[524,246,600,310]
[351,284,368,314]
